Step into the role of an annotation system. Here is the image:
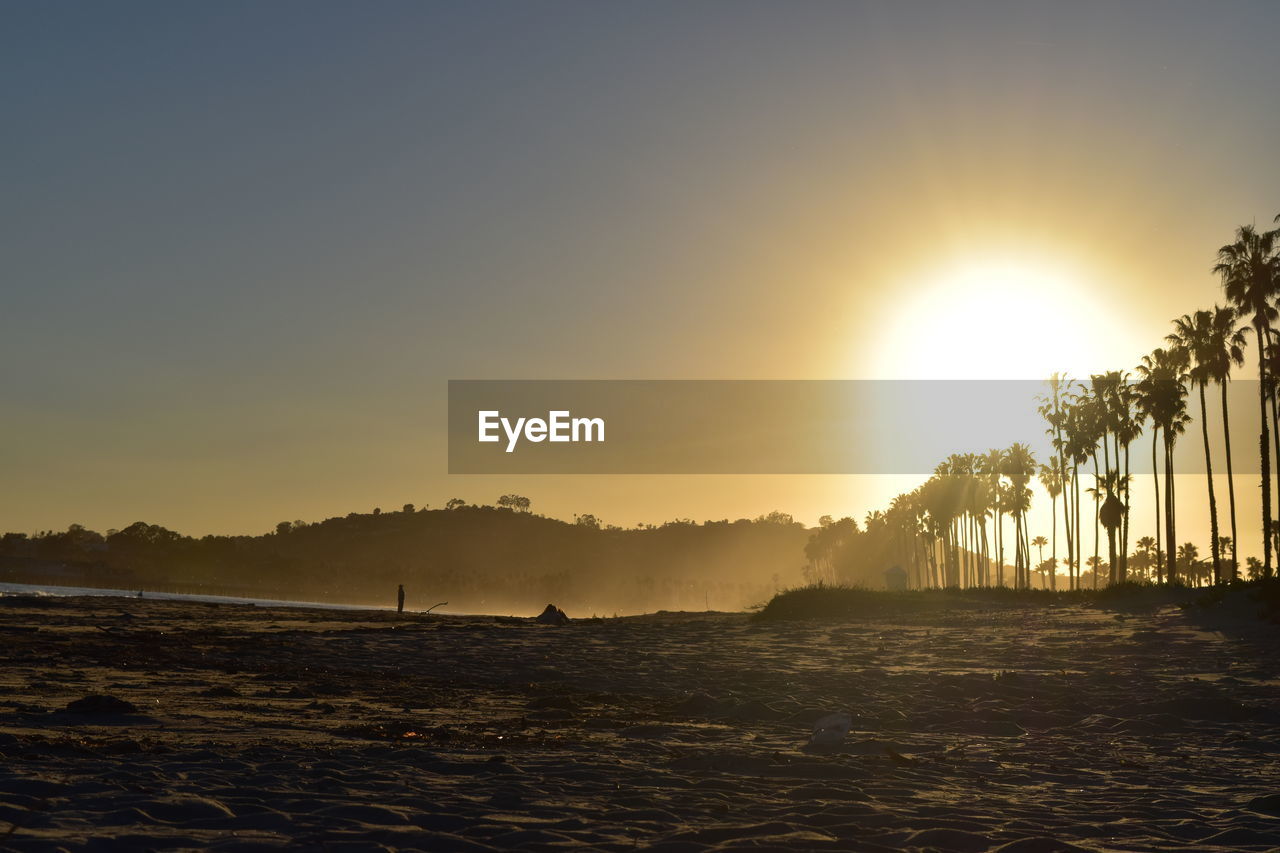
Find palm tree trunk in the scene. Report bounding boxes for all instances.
[1165,433,1177,584]
[1023,514,1031,589]
[969,514,976,587]
[1050,493,1058,591]
[911,532,919,589]
[980,522,989,588]
[1108,525,1118,586]
[1121,440,1131,581]
[1271,380,1280,566]
[1022,513,1029,589]
[1152,427,1161,583]
[951,523,960,588]
[1221,381,1239,581]
[984,517,991,586]
[1092,452,1101,589]
[970,514,977,586]
[1015,513,1024,589]
[1057,436,1071,592]
[1073,461,1081,590]
[1257,324,1273,577]
[996,509,1004,588]
[1197,382,1222,584]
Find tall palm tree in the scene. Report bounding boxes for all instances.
[978,448,1007,587]
[1197,306,1247,581]
[1003,443,1037,589]
[1062,395,1096,589]
[1111,378,1140,581]
[1092,371,1135,582]
[1080,383,1107,588]
[1038,461,1063,590]
[1097,469,1129,586]
[923,466,964,588]
[1133,366,1163,582]
[888,492,923,589]
[1168,310,1227,583]
[1217,224,1280,577]
[970,477,993,587]
[1136,347,1191,583]
[1040,375,1075,590]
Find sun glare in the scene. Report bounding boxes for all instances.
[867,258,1126,380]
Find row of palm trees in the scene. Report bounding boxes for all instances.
[861,215,1280,589]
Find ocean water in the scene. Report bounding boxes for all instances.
[0,581,401,612]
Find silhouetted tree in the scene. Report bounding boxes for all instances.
[1169,309,1244,583]
[1217,224,1280,577]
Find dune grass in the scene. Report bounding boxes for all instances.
[753,579,1280,621]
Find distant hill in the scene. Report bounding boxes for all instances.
[0,505,813,615]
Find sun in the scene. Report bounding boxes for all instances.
[865,256,1128,380]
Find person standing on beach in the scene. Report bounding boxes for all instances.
[397,584,405,614]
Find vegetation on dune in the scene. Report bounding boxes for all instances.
[756,579,1280,622]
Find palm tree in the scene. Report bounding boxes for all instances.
[1062,394,1097,589]
[1136,347,1191,583]
[970,477,993,587]
[1080,383,1107,588]
[1098,469,1129,585]
[1199,306,1247,581]
[1217,224,1280,577]
[1040,375,1076,590]
[1177,542,1201,587]
[978,449,1007,586]
[1111,377,1140,581]
[923,467,964,588]
[1168,310,1228,583]
[888,493,922,589]
[1003,443,1037,589]
[1133,375,1162,582]
[1031,535,1048,584]
[1084,555,1105,588]
[1038,461,1063,590]
[1134,535,1157,583]
[1090,371,1134,583]
[1218,536,1234,575]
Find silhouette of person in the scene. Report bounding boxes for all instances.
[397,584,405,614]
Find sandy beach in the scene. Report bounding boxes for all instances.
[3,594,1280,851]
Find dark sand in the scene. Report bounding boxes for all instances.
[2,595,1280,851]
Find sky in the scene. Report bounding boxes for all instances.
[4,1,1280,555]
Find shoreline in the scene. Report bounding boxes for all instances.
[0,581,463,616]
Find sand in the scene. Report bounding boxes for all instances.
[2,595,1280,851]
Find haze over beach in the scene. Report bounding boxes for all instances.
[5,2,1280,851]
